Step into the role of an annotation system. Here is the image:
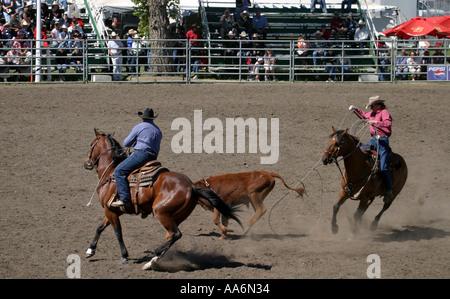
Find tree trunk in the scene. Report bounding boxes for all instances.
[147,0,173,73]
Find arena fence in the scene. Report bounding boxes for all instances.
[0,38,448,84]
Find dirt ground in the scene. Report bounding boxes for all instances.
[0,82,449,280]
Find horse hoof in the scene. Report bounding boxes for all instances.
[331,225,339,234]
[85,248,95,258]
[370,221,378,231]
[142,256,158,270]
[119,257,128,265]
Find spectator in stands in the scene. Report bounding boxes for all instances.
[50,21,61,47]
[2,0,15,23]
[236,0,251,23]
[343,12,357,39]
[2,22,16,49]
[70,30,83,73]
[250,56,264,81]
[432,42,444,64]
[407,51,420,81]
[417,35,430,56]
[250,33,264,61]
[354,19,369,53]
[330,12,346,40]
[224,30,238,65]
[9,11,19,30]
[55,47,68,81]
[251,9,268,40]
[12,28,30,56]
[186,24,201,47]
[312,30,328,65]
[341,0,356,14]
[220,9,234,40]
[14,0,25,22]
[323,46,337,82]
[107,31,124,81]
[238,10,252,37]
[40,1,51,29]
[377,45,390,81]
[395,48,409,80]
[59,24,68,48]
[50,1,63,23]
[23,1,35,24]
[264,48,276,81]
[68,20,83,49]
[5,43,22,66]
[172,26,185,73]
[296,34,311,66]
[126,29,137,73]
[60,11,71,28]
[310,0,327,14]
[236,31,251,64]
[319,24,331,40]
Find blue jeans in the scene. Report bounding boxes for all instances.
[360,136,392,190]
[114,149,157,203]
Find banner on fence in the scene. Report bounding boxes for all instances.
[427,65,448,81]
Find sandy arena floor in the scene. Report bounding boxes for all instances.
[0,82,449,279]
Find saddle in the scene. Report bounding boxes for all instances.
[362,148,401,173]
[108,161,170,214]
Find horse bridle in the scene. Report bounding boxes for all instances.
[85,136,114,170]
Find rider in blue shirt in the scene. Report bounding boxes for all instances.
[111,108,162,208]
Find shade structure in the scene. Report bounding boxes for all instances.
[382,16,450,39]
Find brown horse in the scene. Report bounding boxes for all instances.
[83,129,241,269]
[194,171,305,238]
[322,127,407,234]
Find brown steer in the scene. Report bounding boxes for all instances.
[195,171,305,238]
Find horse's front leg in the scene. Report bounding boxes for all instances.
[86,216,110,258]
[105,209,129,264]
[332,189,349,234]
[352,197,372,234]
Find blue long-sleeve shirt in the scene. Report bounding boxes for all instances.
[124,120,162,155]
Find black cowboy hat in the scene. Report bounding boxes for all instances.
[138,108,158,120]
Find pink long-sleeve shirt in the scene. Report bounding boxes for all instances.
[354,108,392,137]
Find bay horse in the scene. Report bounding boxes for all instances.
[194,171,305,238]
[83,129,241,270]
[322,127,407,234]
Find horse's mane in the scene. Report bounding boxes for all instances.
[104,133,128,165]
[330,129,361,146]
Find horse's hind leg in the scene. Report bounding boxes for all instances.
[142,217,182,270]
[371,199,393,231]
[86,216,110,258]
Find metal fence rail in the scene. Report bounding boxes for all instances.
[0,38,448,84]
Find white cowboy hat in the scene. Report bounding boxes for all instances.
[365,95,385,108]
[239,31,248,37]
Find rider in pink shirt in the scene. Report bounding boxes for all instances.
[349,95,393,203]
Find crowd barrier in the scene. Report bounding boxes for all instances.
[0,38,448,84]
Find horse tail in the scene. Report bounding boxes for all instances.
[193,187,243,229]
[269,172,306,197]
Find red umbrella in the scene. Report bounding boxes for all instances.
[382,16,450,39]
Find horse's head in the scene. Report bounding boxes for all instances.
[84,129,127,170]
[322,127,354,165]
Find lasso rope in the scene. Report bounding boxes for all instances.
[268,157,325,235]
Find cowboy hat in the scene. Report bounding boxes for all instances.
[239,31,248,37]
[138,108,158,120]
[365,95,384,109]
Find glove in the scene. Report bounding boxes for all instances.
[348,105,356,111]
